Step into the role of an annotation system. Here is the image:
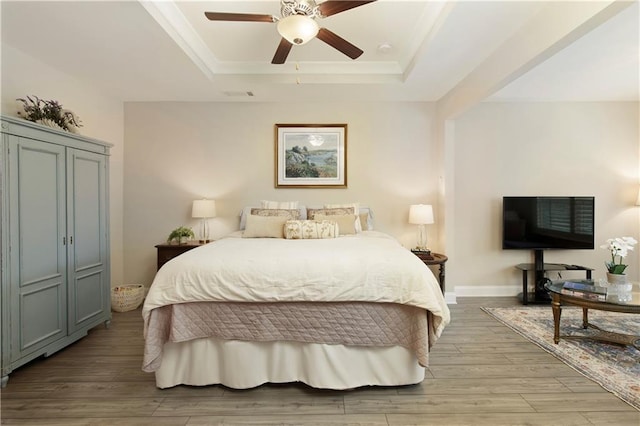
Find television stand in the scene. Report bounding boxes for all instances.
[515,262,593,305]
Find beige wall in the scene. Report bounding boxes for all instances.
[450,102,639,296]
[4,45,638,299]
[1,44,125,287]
[123,102,441,288]
[123,101,639,296]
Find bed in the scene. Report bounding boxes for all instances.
[142,208,450,390]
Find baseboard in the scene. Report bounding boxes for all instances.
[453,285,521,298]
[444,291,457,304]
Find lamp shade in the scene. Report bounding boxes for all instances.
[636,186,640,206]
[192,199,217,218]
[409,204,434,225]
[277,15,319,45]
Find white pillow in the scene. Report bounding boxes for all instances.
[242,214,288,238]
[261,200,298,209]
[359,207,374,230]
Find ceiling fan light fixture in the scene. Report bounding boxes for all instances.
[277,15,319,45]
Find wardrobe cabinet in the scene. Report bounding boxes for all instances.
[1,115,111,386]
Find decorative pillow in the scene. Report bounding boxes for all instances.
[323,203,364,232]
[313,214,357,235]
[284,220,339,239]
[242,214,288,238]
[250,208,300,220]
[261,200,298,209]
[240,206,306,230]
[324,203,360,214]
[307,207,355,220]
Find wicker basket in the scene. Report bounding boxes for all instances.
[111,284,145,312]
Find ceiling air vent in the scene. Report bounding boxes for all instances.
[223,91,254,97]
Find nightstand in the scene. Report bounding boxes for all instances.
[411,250,448,294]
[155,241,203,270]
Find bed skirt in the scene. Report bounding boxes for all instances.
[155,337,426,389]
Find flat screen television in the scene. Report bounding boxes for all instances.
[502,196,595,250]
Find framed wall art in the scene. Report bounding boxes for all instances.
[275,123,347,188]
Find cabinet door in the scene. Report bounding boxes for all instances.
[8,137,67,357]
[66,149,109,333]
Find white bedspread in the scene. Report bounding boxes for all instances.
[143,231,450,338]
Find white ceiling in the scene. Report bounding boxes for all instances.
[1,0,638,103]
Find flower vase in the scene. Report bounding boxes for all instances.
[606,272,628,285]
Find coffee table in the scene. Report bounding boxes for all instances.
[545,280,640,349]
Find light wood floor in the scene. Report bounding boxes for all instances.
[1,297,638,425]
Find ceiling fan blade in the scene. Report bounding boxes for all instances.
[204,12,275,22]
[317,1,377,17]
[272,38,293,64]
[316,28,363,60]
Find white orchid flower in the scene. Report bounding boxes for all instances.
[602,236,638,274]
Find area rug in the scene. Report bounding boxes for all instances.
[482,306,639,410]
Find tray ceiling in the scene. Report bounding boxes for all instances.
[1,1,638,103]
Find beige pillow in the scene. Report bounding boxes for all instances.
[324,203,363,232]
[260,200,298,209]
[284,220,339,239]
[243,214,288,238]
[250,208,300,220]
[314,214,356,235]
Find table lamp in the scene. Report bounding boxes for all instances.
[409,204,434,252]
[192,199,217,243]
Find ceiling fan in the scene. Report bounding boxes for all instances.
[204,0,377,64]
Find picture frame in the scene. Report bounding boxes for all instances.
[275,124,347,188]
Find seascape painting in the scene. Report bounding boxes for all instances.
[284,133,338,179]
[275,124,347,188]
